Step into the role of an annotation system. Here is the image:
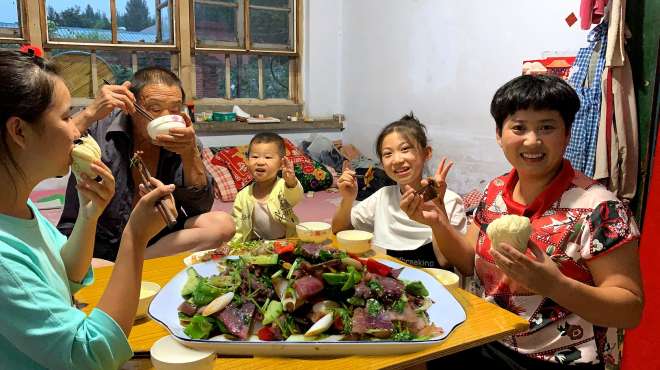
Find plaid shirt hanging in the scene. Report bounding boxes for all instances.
[565,22,608,177]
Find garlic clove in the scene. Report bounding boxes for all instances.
[304,312,334,337]
[201,292,234,316]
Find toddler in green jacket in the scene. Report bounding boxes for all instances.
[230,133,304,242]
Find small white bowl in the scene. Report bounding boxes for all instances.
[147,114,186,140]
[424,268,460,290]
[136,281,161,319]
[151,335,215,370]
[336,230,373,255]
[296,222,332,243]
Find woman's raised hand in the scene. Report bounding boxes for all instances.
[337,160,358,201]
[76,160,116,221]
[490,240,563,296]
[127,178,176,242]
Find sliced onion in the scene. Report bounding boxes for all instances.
[304,312,334,337]
[312,300,339,316]
[341,257,363,270]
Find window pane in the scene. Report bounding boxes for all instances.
[195,53,226,99]
[250,8,289,46]
[0,43,20,49]
[158,4,173,44]
[263,56,288,99]
[251,0,289,8]
[117,0,172,44]
[137,52,172,71]
[0,1,22,38]
[96,51,133,85]
[230,54,258,98]
[194,1,239,46]
[46,1,112,42]
[49,50,93,98]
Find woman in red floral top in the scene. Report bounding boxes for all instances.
[401,75,643,369]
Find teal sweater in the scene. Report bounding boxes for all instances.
[0,200,132,370]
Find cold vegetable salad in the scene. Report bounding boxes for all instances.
[177,242,444,341]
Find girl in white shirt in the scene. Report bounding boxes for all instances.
[332,113,467,268]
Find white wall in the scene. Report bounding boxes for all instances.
[338,0,588,194]
[302,0,343,119]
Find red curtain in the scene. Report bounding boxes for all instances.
[621,121,660,370]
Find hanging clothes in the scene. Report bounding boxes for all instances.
[610,61,639,200]
[565,22,608,177]
[593,0,639,200]
[580,0,609,30]
[594,69,613,180]
[605,0,626,66]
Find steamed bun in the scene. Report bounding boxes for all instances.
[71,135,102,180]
[486,214,531,253]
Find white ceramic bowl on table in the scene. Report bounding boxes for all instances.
[296,222,332,243]
[136,281,161,319]
[151,335,215,370]
[335,230,373,255]
[147,114,186,140]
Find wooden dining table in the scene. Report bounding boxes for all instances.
[75,253,529,370]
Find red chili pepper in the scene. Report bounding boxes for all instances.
[257,326,277,341]
[366,258,392,277]
[274,240,295,255]
[348,252,368,265]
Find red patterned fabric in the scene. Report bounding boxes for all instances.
[201,148,238,202]
[211,147,253,190]
[283,138,313,166]
[461,189,482,212]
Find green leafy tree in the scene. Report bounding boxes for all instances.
[58,6,84,27]
[47,7,60,24]
[48,5,110,29]
[47,7,60,34]
[120,0,153,32]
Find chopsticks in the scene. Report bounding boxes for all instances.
[102,79,155,122]
[130,151,178,229]
[351,165,374,179]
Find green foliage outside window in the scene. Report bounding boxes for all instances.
[120,0,154,32]
[47,5,111,30]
